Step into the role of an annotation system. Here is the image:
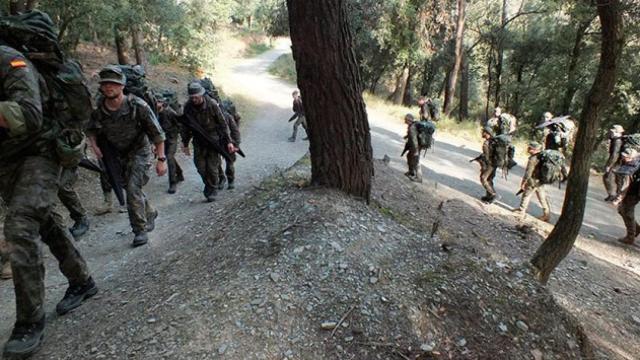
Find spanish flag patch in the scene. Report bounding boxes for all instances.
[10,59,27,68]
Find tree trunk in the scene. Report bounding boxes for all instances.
[493,0,508,108]
[531,0,624,284]
[402,67,414,106]
[131,24,147,66]
[485,48,494,119]
[26,0,37,9]
[459,51,470,120]
[561,16,595,115]
[512,63,524,117]
[9,0,26,14]
[114,26,130,65]
[443,0,466,115]
[287,0,374,201]
[390,65,410,105]
[421,58,437,97]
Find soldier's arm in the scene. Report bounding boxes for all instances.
[227,115,241,145]
[138,101,166,146]
[407,124,419,153]
[522,156,537,186]
[85,110,103,158]
[212,101,231,143]
[0,53,43,136]
[605,139,622,169]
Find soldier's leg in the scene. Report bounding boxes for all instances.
[603,170,616,197]
[225,153,236,187]
[205,152,222,197]
[617,185,640,244]
[3,156,90,324]
[535,185,551,221]
[518,185,535,217]
[480,166,497,198]
[95,168,113,215]
[290,118,301,141]
[58,167,89,237]
[616,174,630,196]
[217,163,226,190]
[193,146,214,194]
[407,152,421,182]
[165,139,178,186]
[124,153,152,236]
[300,116,308,139]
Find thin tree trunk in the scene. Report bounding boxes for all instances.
[402,67,414,106]
[390,65,410,105]
[443,0,466,115]
[531,0,624,284]
[131,24,147,66]
[287,0,374,201]
[512,63,524,117]
[485,48,494,119]
[493,0,508,108]
[561,16,595,114]
[114,26,130,65]
[421,58,437,96]
[26,0,37,9]
[459,51,470,119]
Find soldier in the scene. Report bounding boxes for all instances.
[418,97,439,122]
[487,107,517,136]
[0,44,96,357]
[288,90,307,142]
[87,66,167,247]
[513,142,551,222]
[182,82,233,202]
[613,149,640,245]
[218,105,241,190]
[58,167,90,237]
[157,95,184,194]
[479,126,498,203]
[603,124,627,202]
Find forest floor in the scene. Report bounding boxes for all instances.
[0,33,638,360]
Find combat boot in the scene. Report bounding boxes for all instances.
[70,216,90,238]
[95,192,113,215]
[227,181,235,190]
[288,136,296,142]
[618,235,635,245]
[56,277,98,315]
[2,316,45,359]
[132,232,149,247]
[145,210,158,233]
[1,261,11,280]
[538,213,551,222]
[168,183,177,194]
[217,177,226,190]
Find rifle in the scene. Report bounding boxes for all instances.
[178,114,234,162]
[78,158,103,174]
[470,154,486,164]
[96,136,126,206]
[515,189,524,196]
[401,143,410,157]
[288,113,298,122]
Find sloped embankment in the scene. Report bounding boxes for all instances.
[35,159,589,359]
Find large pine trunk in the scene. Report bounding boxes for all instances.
[114,26,130,65]
[443,0,466,115]
[287,0,374,201]
[531,0,624,284]
[131,24,147,66]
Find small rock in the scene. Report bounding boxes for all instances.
[147,317,157,324]
[269,272,280,282]
[369,277,378,284]
[90,347,98,354]
[218,344,227,354]
[321,321,338,330]
[345,336,354,342]
[531,348,543,360]
[498,323,508,333]
[420,343,435,352]
[455,337,467,347]
[632,315,640,326]
[516,320,529,332]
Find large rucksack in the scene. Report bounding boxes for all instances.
[414,120,436,150]
[116,64,158,115]
[536,149,566,185]
[199,77,221,102]
[490,134,512,171]
[622,134,640,153]
[0,10,92,167]
[496,114,516,136]
[160,89,181,113]
[221,99,241,125]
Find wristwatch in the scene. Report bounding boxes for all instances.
[158,157,167,162]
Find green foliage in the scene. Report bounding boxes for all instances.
[245,41,272,57]
[267,53,296,83]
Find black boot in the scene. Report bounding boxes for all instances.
[217,177,226,190]
[56,277,98,315]
[132,232,149,247]
[227,181,235,190]
[69,216,90,239]
[3,316,45,358]
[168,183,177,194]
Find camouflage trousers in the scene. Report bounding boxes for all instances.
[0,235,8,268]
[218,152,236,184]
[121,150,156,234]
[0,155,90,323]
[193,145,222,193]
[165,137,184,186]
[618,181,640,239]
[603,168,629,197]
[58,166,87,221]
[291,115,307,140]
[406,151,422,181]
[480,165,497,197]
[519,181,551,216]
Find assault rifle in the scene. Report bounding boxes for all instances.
[178,114,245,161]
[469,154,486,164]
[96,136,126,206]
[78,158,103,174]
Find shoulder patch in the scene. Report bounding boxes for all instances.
[10,59,27,68]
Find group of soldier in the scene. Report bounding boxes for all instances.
[0,10,244,357]
[402,99,640,245]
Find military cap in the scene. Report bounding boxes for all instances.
[188,82,205,96]
[404,113,415,121]
[482,126,495,136]
[98,65,126,85]
[528,141,542,150]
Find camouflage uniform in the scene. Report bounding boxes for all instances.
[289,97,307,141]
[603,135,628,199]
[0,45,91,323]
[518,152,551,219]
[87,95,165,235]
[158,106,184,186]
[617,180,640,244]
[480,138,497,199]
[218,110,240,187]
[182,95,230,195]
[405,120,422,182]
[58,166,87,223]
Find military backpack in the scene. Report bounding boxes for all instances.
[0,10,92,167]
[490,134,512,171]
[536,149,566,185]
[116,64,158,116]
[414,120,436,150]
[199,77,221,102]
[622,134,640,153]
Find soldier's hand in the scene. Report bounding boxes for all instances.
[182,145,191,156]
[92,145,103,159]
[156,160,168,176]
[227,143,235,154]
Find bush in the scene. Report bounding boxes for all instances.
[268,53,297,83]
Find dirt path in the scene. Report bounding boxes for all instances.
[0,41,308,350]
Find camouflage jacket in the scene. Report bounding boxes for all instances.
[224,111,241,145]
[523,153,542,185]
[0,45,52,161]
[293,97,304,117]
[87,95,165,157]
[181,95,230,148]
[605,136,623,169]
[158,106,181,141]
[406,122,420,154]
